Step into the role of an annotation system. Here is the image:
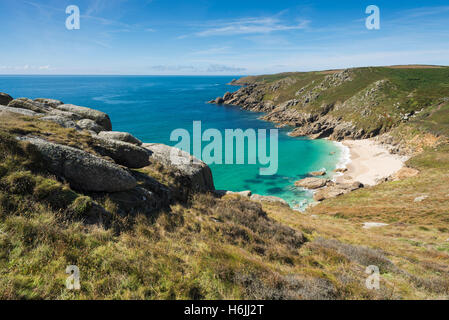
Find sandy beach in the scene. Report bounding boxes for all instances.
[335,139,409,186]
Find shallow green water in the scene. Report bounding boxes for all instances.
[0,75,344,210]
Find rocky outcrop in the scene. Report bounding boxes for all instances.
[295,177,330,189]
[309,170,326,176]
[8,98,51,113]
[388,167,420,181]
[20,137,137,192]
[77,119,104,133]
[56,104,112,130]
[0,92,13,106]
[34,98,63,108]
[215,190,252,197]
[97,131,142,146]
[41,115,80,130]
[314,182,363,202]
[250,194,288,205]
[47,109,82,121]
[92,137,150,169]
[208,69,386,141]
[142,143,215,192]
[0,105,39,116]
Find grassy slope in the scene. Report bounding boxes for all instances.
[2,114,447,300]
[1,67,449,299]
[237,66,449,136]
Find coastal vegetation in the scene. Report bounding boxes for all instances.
[1,65,449,299]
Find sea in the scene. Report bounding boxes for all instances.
[0,75,345,210]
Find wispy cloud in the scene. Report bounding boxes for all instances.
[401,6,449,18]
[191,46,231,55]
[180,16,309,38]
[148,64,246,73]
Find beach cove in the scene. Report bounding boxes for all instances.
[0,75,347,210]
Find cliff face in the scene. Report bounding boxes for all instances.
[210,66,449,143]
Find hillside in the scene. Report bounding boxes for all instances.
[217,66,449,142]
[1,74,449,300]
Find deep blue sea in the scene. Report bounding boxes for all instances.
[0,76,343,210]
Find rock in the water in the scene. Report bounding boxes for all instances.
[0,105,38,116]
[142,143,215,192]
[34,98,63,108]
[77,119,104,133]
[250,194,288,205]
[223,92,232,100]
[8,98,51,113]
[333,168,348,173]
[309,170,326,176]
[215,97,224,104]
[0,92,13,106]
[93,137,150,169]
[20,137,137,192]
[56,104,112,130]
[97,131,142,146]
[295,177,329,189]
[41,115,81,130]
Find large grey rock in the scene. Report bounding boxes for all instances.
[295,177,330,189]
[0,92,13,106]
[56,104,112,130]
[93,137,150,169]
[0,105,39,116]
[142,143,215,192]
[97,131,142,146]
[314,182,363,202]
[47,109,82,121]
[34,98,63,108]
[8,98,51,113]
[41,115,80,130]
[20,137,137,192]
[77,119,104,133]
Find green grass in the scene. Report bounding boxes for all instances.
[236,66,449,137]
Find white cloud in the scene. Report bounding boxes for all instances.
[181,16,309,38]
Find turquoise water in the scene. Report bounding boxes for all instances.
[0,76,342,209]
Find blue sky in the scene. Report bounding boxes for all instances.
[1,0,449,75]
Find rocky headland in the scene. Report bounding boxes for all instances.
[209,67,448,202]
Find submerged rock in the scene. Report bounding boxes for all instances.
[142,143,215,192]
[0,92,13,106]
[56,104,112,130]
[98,131,142,146]
[20,137,137,192]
